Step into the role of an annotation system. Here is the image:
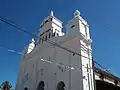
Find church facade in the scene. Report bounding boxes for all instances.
[16,10,94,90]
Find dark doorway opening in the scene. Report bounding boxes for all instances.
[37,81,45,90]
[24,87,28,90]
[57,81,65,90]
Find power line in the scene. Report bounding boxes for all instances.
[0,45,23,55]
[0,44,112,77]
[0,16,111,73]
[0,16,91,60]
[0,45,90,71]
[0,17,36,38]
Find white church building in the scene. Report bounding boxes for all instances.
[16,10,95,90]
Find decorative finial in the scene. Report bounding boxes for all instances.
[74,10,80,17]
[50,10,54,16]
[30,38,35,43]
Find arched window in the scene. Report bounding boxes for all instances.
[42,37,44,42]
[50,18,52,21]
[24,87,28,90]
[53,32,56,36]
[71,25,75,28]
[37,81,45,90]
[57,33,59,36]
[57,81,65,90]
[45,20,48,24]
[49,33,51,38]
[45,35,47,41]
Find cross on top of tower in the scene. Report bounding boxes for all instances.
[74,10,80,17]
[50,10,54,16]
[30,38,35,43]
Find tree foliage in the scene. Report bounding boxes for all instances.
[0,81,12,90]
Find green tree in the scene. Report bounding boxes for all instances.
[0,81,12,90]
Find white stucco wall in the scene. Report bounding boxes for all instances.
[16,10,95,90]
[16,34,94,90]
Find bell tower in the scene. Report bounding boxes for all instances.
[66,10,90,40]
[66,10,94,90]
[38,11,64,44]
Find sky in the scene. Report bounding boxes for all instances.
[0,0,120,88]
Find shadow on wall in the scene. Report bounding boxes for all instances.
[96,80,120,90]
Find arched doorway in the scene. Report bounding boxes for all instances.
[57,81,65,90]
[24,87,28,90]
[37,81,45,90]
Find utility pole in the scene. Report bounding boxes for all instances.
[92,57,96,90]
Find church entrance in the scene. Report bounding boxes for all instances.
[36,81,45,90]
[24,87,28,90]
[57,81,65,90]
